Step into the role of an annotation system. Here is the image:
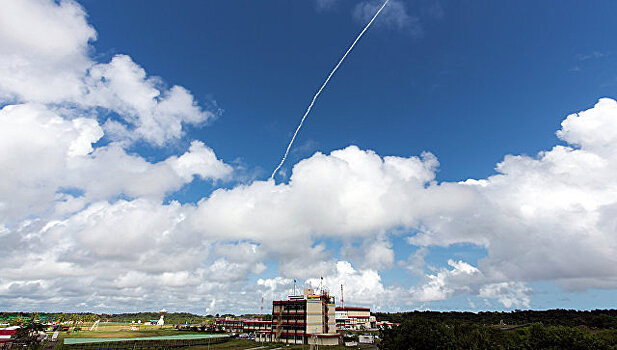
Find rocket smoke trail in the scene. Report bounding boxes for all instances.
[270,0,390,180]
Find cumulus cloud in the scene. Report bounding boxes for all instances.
[84,55,215,145]
[401,246,429,275]
[0,0,230,224]
[5,97,617,312]
[188,146,442,242]
[479,282,531,309]
[341,235,395,270]
[410,259,481,302]
[0,0,235,312]
[3,0,617,314]
[0,0,214,146]
[167,141,232,182]
[185,98,617,309]
[0,0,95,103]
[0,104,229,225]
[309,261,386,303]
[260,260,419,311]
[410,98,617,291]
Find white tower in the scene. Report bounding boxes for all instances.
[157,309,167,326]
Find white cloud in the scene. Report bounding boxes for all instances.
[363,237,395,270]
[0,104,230,225]
[186,98,617,308]
[557,98,617,153]
[342,235,395,271]
[68,117,105,157]
[188,146,441,242]
[314,0,340,12]
[353,0,422,37]
[0,104,100,223]
[4,97,617,312]
[410,98,617,291]
[479,282,531,309]
[167,141,232,182]
[84,55,216,145]
[0,0,95,103]
[0,1,215,146]
[6,97,617,311]
[205,298,217,315]
[0,0,236,313]
[3,0,617,314]
[410,259,481,302]
[401,246,429,275]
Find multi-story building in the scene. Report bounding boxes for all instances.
[241,319,271,333]
[335,306,376,330]
[213,317,270,333]
[255,288,341,346]
[216,290,384,345]
[214,317,243,332]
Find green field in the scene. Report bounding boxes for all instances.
[59,331,373,350]
[60,329,195,339]
[64,334,227,345]
[179,340,375,350]
[57,328,374,350]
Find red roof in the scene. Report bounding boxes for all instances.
[335,306,370,312]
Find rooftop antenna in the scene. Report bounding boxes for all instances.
[341,284,344,308]
[293,279,297,296]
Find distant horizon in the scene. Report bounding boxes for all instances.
[4,307,617,316]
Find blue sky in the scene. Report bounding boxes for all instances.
[1,0,617,314]
[81,0,617,181]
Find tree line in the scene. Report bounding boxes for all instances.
[376,310,617,350]
[0,312,210,325]
[375,309,617,328]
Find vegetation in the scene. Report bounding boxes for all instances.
[375,309,617,328]
[0,312,210,325]
[178,339,373,350]
[10,320,48,350]
[0,312,277,326]
[6,309,617,349]
[379,317,617,349]
[238,313,273,321]
[59,329,194,339]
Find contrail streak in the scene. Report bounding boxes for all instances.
[270,0,390,180]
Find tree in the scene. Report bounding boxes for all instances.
[380,319,456,350]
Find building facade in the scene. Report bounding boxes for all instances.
[255,288,341,346]
[213,318,270,333]
[213,318,244,332]
[215,290,386,345]
[335,306,376,330]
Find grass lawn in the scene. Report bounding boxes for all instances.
[53,330,227,350]
[68,322,176,332]
[58,329,376,350]
[59,329,197,339]
[179,339,375,350]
